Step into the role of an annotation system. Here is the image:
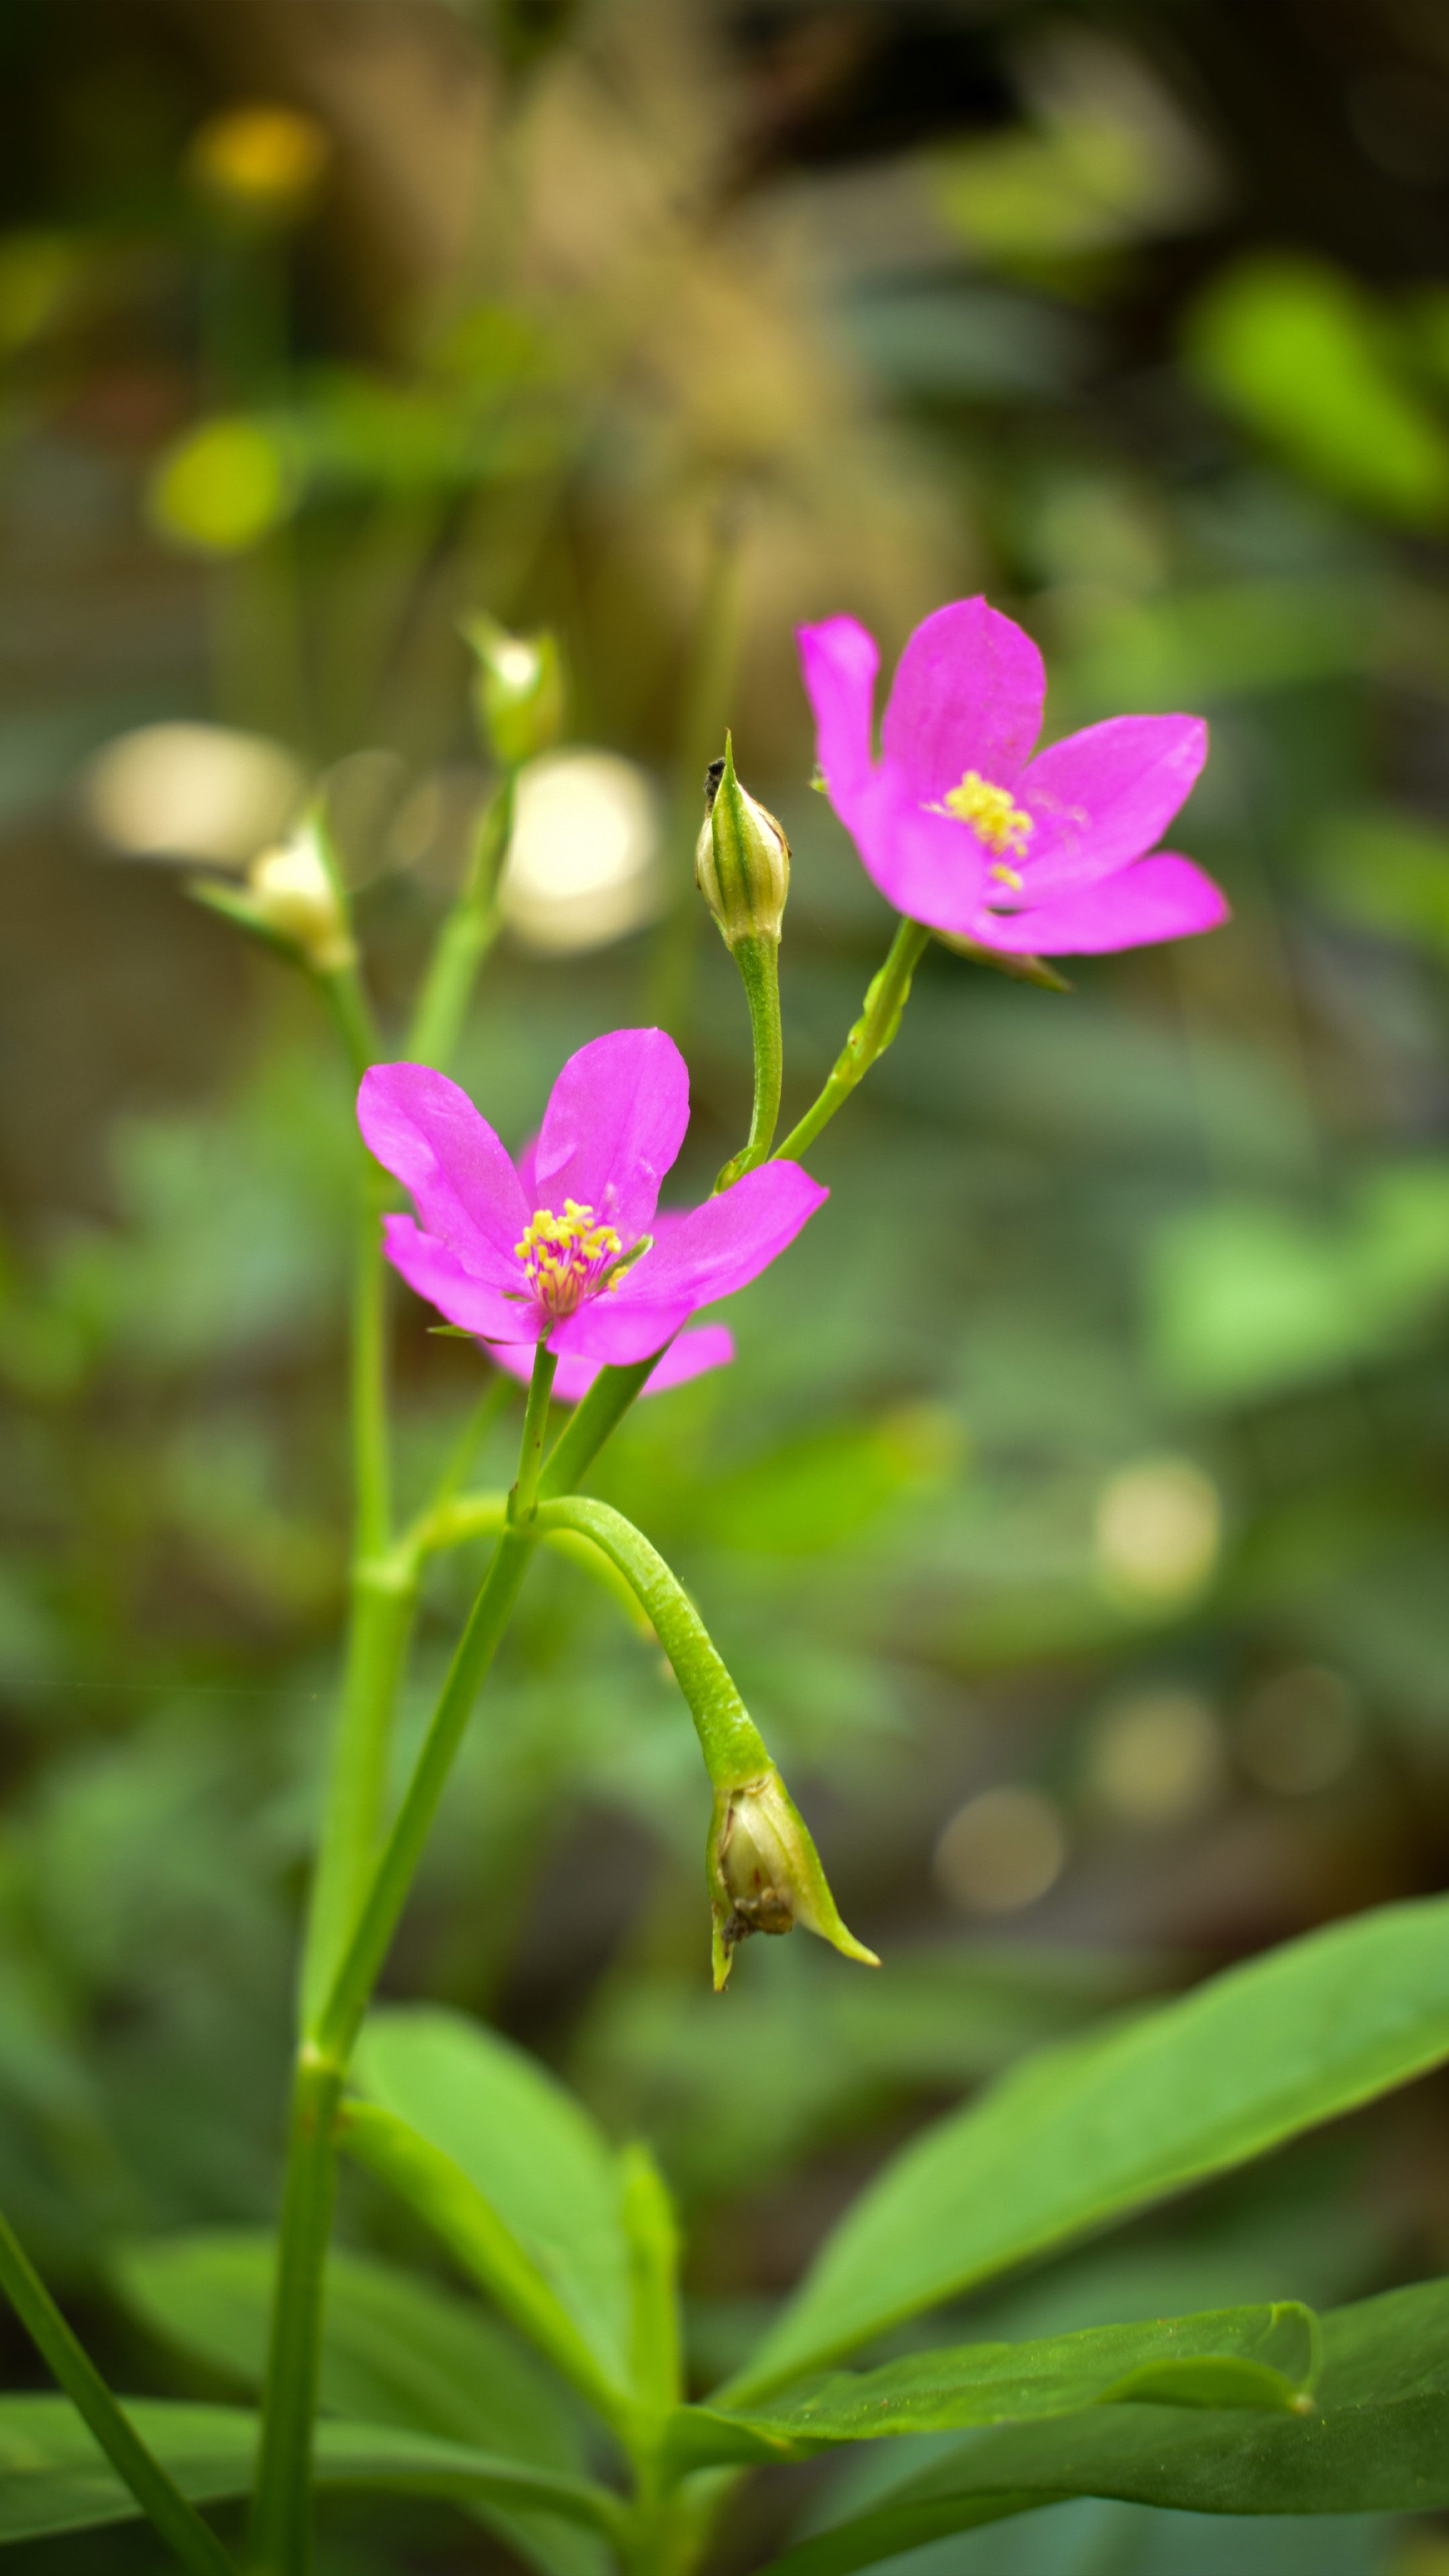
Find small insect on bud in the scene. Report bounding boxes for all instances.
[707,1766,879,1990]
[695,734,790,949]
[247,827,356,972]
[462,614,565,768]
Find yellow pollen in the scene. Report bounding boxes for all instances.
[941,770,1034,860]
[990,860,1024,890]
[515,1199,623,1317]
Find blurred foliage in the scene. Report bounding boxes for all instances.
[4,0,1449,2568]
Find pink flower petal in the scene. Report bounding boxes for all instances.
[360,1065,528,1285]
[616,1161,827,1311]
[1014,715,1209,898]
[880,597,1044,804]
[558,1161,828,1364]
[531,1028,689,1244]
[382,1214,540,1343]
[977,853,1230,955]
[493,1322,735,1403]
[841,771,993,932]
[797,616,879,803]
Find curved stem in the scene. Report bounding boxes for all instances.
[0,2207,238,2576]
[536,1495,768,1786]
[774,916,930,1165]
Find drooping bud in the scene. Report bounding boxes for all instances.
[462,614,565,768]
[707,1766,879,1990]
[246,824,356,971]
[696,734,790,950]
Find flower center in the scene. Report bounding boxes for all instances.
[941,770,1033,880]
[515,1200,623,1318]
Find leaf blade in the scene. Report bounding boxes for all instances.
[663,2303,1318,2475]
[753,2279,1449,2576]
[111,2231,608,2576]
[727,1897,1449,2400]
[0,2398,623,2548]
[352,2007,633,2389]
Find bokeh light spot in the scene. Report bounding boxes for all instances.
[500,749,663,954]
[1085,1686,1225,1827]
[934,1786,1066,1914]
[1095,1456,1221,1609]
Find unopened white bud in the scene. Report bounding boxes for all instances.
[248,833,356,971]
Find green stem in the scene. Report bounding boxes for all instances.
[775,916,930,1165]
[509,1341,557,1523]
[299,1157,398,2027]
[537,1350,664,1500]
[313,1527,537,2067]
[407,774,517,1072]
[715,936,782,1189]
[299,1559,417,2033]
[314,961,379,1091]
[246,2053,341,2576]
[0,2207,237,2576]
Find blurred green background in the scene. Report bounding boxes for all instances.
[5,0,1449,2568]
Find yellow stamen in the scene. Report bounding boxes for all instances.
[515,1199,623,1318]
[941,770,1034,861]
[990,860,1024,890]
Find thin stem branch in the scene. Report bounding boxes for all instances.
[313,1527,536,2067]
[537,1350,665,1500]
[510,1341,557,1523]
[407,773,517,1073]
[313,962,378,1091]
[775,916,931,1165]
[0,2207,237,2576]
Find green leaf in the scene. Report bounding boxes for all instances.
[664,2304,1318,2475]
[111,2231,607,2576]
[1186,253,1449,523]
[725,1896,1449,2402]
[0,2397,623,2547]
[755,2279,1449,2576]
[350,2007,633,2398]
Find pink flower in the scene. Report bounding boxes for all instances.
[798,596,1228,956]
[358,1029,826,1367]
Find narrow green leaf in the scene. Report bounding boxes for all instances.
[663,2304,1318,2475]
[111,2232,608,2576]
[621,2143,683,2416]
[340,2100,629,2433]
[755,2278,1449,2576]
[352,2008,633,2392]
[726,1896,1449,2400]
[0,2398,623,2547]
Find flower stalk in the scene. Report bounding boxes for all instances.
[775,914,931,1165]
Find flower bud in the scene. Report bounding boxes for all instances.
[247,827,356,972]
[707,1766,879,1990]
[696,735,790,949]
[462,614,565,767]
